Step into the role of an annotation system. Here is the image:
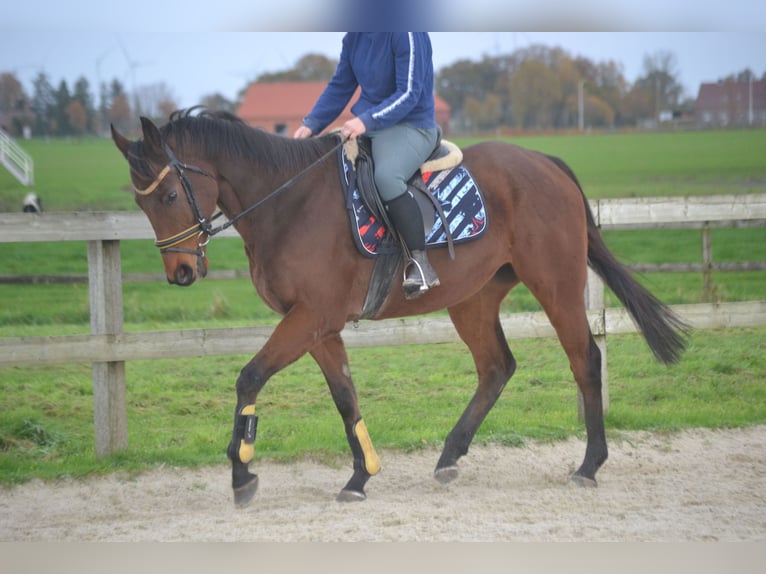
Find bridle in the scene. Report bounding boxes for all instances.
[133,143,218,262]
[135,137,346,266]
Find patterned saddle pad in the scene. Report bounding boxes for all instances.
[339,146,488,257]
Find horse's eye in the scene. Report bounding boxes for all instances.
[165,190,179,205]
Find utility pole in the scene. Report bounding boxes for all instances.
[748,73,754,126]
[578,79,585,131]
[655,76,661,123]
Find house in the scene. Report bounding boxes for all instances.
[237,81,451,136]
[696,79,766,127]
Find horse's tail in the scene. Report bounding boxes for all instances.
[546,154,689,365]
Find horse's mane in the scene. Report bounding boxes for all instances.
[128,108,337,179]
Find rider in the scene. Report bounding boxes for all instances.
[294,32,441,299]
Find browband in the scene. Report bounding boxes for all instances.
[134,165,171,196]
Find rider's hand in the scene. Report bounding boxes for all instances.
[293,125,313,139]
[340,117,366,141]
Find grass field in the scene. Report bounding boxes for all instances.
[1,129,765,484]
[1,327,764,484]
[463,130,766,198]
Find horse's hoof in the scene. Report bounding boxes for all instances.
[434,466,459,484]
[570,473,598,488]
[336,489,366,502]
[233,474,259,508]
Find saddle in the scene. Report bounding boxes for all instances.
[344,134,463,259]
[336,133,487,318]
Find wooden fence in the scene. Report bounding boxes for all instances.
[1,193,765,456]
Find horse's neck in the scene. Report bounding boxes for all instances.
[216,162,303,242]
[214,137,340,249]
[216,159,274,217]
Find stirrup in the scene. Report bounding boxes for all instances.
[403,259,428,292]
[402,251,439,299]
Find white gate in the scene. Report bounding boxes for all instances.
[0,127,34,186]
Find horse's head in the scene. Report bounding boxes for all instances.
[111,116,219,286]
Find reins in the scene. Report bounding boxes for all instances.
[206,136,346,237]
[142,136,346,258]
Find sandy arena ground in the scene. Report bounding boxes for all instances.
[1,426,765,542]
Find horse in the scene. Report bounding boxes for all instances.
[111,109,687,507]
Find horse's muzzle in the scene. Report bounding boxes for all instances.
[171,263,196,286]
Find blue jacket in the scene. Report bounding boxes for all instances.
[302,33,437,134]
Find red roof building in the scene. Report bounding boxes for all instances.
[696,79,766,127]
[237,81,451,136]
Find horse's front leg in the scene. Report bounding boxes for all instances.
[227,354,268,508]
[227,308,333,508]
[310,334,381,502]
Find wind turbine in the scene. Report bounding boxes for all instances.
[116,36,153,117]
[94,49,114,136]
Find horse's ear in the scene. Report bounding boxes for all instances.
[139,116,164,155]
[110,124,132,159]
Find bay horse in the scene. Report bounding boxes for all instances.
[111,109,687,507]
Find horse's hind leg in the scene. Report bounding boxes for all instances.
[435,274,517,483]
[571,334,606,485]
[311,333,381,502]
[548,305,607,485]
[523,271,607,485]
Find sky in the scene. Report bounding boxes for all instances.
[2,3,765,109]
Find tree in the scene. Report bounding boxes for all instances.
[72,76,94,133]
[54,79,72,136]
[593,61,629,126]
[135,82,177,124]
[30,72,56,137]
[436,57,499,117]
[109,94,131,134]
[292,53,338,81]
[0,72,31,136]
[621,84,654,126]
[95,81,110,137]
[257,53,338,82]
[157,98,177,122]
[0,73,26,113]
[200,92,236,113]
[728,68,756,83]
[463,93,503,131]
[509,59,562,129]
[108,78,132,134]
[583,94,615,128]
[552,57,582,128]
[573,58,628,127]
[66,99,87,135]
[634,50,684,121]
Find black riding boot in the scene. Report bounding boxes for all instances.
[385,192,440,299]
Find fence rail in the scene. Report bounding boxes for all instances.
[1,193,765,456]
[2,301,764,367]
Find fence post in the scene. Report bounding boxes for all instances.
[579,267,609,420]
[88,239,127,457]
[702,224,713,302]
